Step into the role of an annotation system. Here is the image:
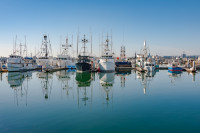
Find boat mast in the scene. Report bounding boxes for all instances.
[49,38,53,57]
[143,40,148,59]
[25,36,27,57]
[60,36,62,55]
[13,37,14,55]
[14,36,17,55]
[101,32,103,56]
[82,34,88,56]
[105,33,110,55]
[44,35,48,58]
[72,35,74,58]
[65,37,68,55]
[20,41,22,56]
[91,35,92,56]
[77,34,79,56]
[120,45,125,59]
[111,30,113,54]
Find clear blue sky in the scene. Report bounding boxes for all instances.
[0,0,200,57]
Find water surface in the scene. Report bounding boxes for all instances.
[0,70,200,133]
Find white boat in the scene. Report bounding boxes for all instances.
[7,37,28,72]
[36,35,53,70]
[23,57,37,71]
[7,54,25,72]
[99,34,115,72]
[57,37,75,69]
[136,41,156,72]
[144,58,156,72]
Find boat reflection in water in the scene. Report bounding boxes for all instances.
[168,70,182,85]
[115,70,131,87]
[7,71,32,105]
[99,72,115,103]
[75,72,94,106]
[56,69,75,97]
[136,70,156,94]
[190,72,196,82]
[0,72,2,81]
[37,72,53,99]
[186,72,196,82]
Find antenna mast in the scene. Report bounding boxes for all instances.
[82,34,88,56]
[44,35,48,58]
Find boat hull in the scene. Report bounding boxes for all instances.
[168,67,182,72]
[7,63,24,72]
[115,61,132,67]
[168,70,182,74]
[99,59,115,72]
[57,59,76,69]
[75,62,91,72]
[36,58,53,68]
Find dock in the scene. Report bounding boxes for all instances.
[44,67,74,73]
[0,69,8,72]
[115,67,133,71]
[157,66,168,70]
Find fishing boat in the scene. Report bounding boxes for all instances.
[0,62,8,72]
[7,37,27,72]
[7,54,25,72]
[144,58,156,72]
[168,62,182,72]
[184,60,196,73]
[99,34,115,72]
[75,35,91,72]
[115,46,131,67]
[23,56,37,71]
[57,37,75,69]
[36,35,53,70]
[136,41,156,72]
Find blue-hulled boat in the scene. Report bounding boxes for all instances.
[115,61,132,67]
[168,63,182,72]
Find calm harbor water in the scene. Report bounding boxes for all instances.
[0,70,200,133]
